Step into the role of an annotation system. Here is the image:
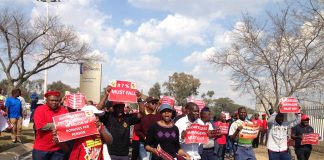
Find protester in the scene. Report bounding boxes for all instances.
[174,105,189,123]
[145,104,190,160]
[96,84,142,160]
[229,107,257,160]
[175,102,201,160]
[260,113,267,145]
[135,96,161,160]
[251,113,262,148]
[267,109,301,160]
[291,114,317,160]
[32,90,68,160]
[225,111,238,158]
[198,107,215,160]
[214,113,229,160]
[4,89,24,143]
[68,105,113,160]
[131,124,141,160]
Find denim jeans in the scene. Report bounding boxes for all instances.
[268,150,291,160]
[235,146,256,160]
[139,142,152,160]
[32,149,65,160]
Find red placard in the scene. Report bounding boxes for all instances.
[301,133,320,145]
[187,97,205,109]
[160,96,175,107]
[174,106,183,115]
[108,80,137,103]
[185,123,209,144]
[218,122,229,134]
[64,93,86,109]
[53,111,99,142]
[279,97,300,113]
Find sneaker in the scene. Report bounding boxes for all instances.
[16,139,22,143]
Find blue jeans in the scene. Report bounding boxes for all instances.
[235,146,256,160]
[214,143,226,160]
[139,142,152,160]
[268,150,291,160]
[201,148,216,160]
[32,149,65,160]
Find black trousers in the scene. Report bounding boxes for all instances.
[131,140,140,160]
[295,146,312,160]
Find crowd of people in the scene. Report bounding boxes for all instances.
[0,86,320,160]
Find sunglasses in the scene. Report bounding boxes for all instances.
[150,101,158,105]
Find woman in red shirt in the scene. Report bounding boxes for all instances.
[214,113,229,160]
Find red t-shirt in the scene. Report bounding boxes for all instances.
[252,119,263,127]
[33,104,68,151]
[261,119,267,130]
[69,134,104,160]
[214,121,229,145]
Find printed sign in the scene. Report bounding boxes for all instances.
[187,97,205,109]
[239,122,259,140]
[185,123,209,144]
[217,122,229,134]
[0,113,8,131]
[108,80,137,103]
[174,106,183,115]
[279,97,300,113]
[53,111,99,142]
[301,133,320,145]
[160,96,175,107]
[64,93,86,109]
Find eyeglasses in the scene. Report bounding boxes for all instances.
[150,102,158,105]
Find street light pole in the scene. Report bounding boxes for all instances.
[37,0,60,96]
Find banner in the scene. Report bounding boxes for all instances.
[0,113,8,132]
[217,122,229,134]
[279,97,300,113]
[53,111,99,142]
[64,93,86,109]
[239,122,259,140]
[160,96,175,107]
[301,133,320,145]
[174,106,182,115]
[185,123,209,144]
[108,80,137,103]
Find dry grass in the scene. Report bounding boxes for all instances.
[0,122,35,152]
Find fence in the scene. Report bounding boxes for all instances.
[302,105,324,152]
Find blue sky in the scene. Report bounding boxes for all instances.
[1,0,285,107]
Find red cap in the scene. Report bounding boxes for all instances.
[301,114,309,121]
[262,113,266,116]
[44,91,60,98]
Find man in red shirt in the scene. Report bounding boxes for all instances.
[260,114,267,145]
[251,113,262,148]
[32,91,68,160]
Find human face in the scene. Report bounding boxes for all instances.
[147,101,158,111]
[46,95,60,110]
[238,109,247,121]
[219,113,226,122]
[301,120,309,126]
[275,113,284,125]
[113,104,125,117]
[188,106,200,122]
[161,109,173,122]
[200,112,211,123]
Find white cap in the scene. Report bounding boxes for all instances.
[81,105,104,114]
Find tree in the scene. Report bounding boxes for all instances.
[201,90,215,106]
[48,80,79,97]
[0,9,100,93]
[210,0,324,114]
[163,72,200,106]
[148,82,161,98]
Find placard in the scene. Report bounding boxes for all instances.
[160,96,175,107]
[53,111,99,142]
[157,145,173,160]
[174,106,183,115]
[217,122,229,134]
[301,133,320,145]
[108,80,137,103]
[0,113,8,131]
[187,97,205,109]
[185,123,209,144]
[239,122,259,140]
[279,97,300,113]
[64,93,86,109]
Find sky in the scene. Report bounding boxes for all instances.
[1,0,285,107]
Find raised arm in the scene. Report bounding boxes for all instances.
[97,85,111,110]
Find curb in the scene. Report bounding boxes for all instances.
[0,143,33,160]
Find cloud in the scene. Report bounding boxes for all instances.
[123,18,135,26]
[129,0,270,19]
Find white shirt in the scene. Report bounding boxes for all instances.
[266,112,301,152]
[175,115,201,160]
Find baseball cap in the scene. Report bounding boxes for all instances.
[145,96,159,103]
[301,114,309,121]
[158,104,172,112]
[81,105,104,115]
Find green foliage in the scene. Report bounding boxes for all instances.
[148,82,161,98]
[48,81,79,97]
[163,72,200,106]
